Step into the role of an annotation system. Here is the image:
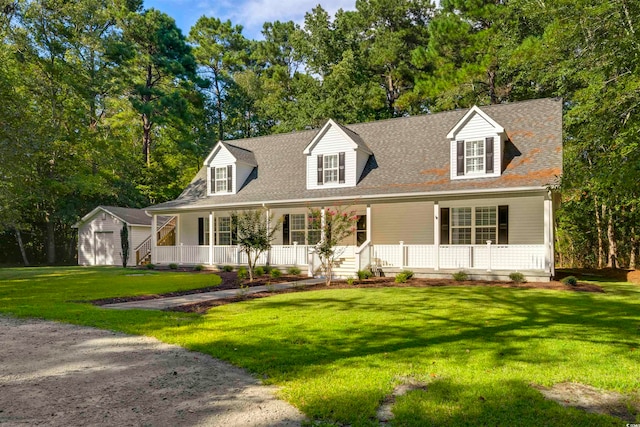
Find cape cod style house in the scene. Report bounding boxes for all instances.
[143,98,562,281]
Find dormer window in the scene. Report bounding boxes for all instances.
[214,167,229,192]
[210,165,232,194]
[448,106,502,180]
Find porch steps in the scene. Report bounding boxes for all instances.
[331,257,357,279]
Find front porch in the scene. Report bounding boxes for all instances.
[149,241,550,281]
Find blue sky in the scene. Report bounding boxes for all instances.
[144,0,357,40]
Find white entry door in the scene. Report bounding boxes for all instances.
[94,231,115,265]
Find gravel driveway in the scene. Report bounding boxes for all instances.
[0,316,303,426]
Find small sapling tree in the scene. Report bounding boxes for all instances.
[309,206,359,286]
[120,223,130,268]
[232,209,279,282]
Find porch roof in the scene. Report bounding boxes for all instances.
[148,98,562,212]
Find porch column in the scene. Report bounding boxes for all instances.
[265,209,271,265]
[434,202,440,271]
[209,211,214,265]
[151,214,158,264]
[320,207,326,243]
[366,205,371,242]
[544,194,553,275]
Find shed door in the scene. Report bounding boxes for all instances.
[94,231,115,265]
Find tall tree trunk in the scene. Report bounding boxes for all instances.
[13,226,29,266]
[142,112,152,166]
[606,206,617,268]
[630,230,637,270]
[595,198,604,268]
[46,214,55,265]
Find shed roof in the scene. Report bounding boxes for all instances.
[148,98,562,212]
[73,206,154,227]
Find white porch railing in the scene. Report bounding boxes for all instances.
[155,244,310,266]
[371,243,547,272]
[153,243,547,272]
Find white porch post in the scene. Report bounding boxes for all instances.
[366,205,371,241]
[151,214,158,264]
[486,240,492,272]
[434,202,440,271]
[544,194,553,275]
[266,209,271,265]
[208,211,214,265]
[320,207,326,243]
[399,241,404,268]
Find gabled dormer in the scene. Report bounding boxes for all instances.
[204,141,257,195]
[304,119,372,189]
[447,105,506,180]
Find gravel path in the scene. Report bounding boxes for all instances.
[0,316,304,426]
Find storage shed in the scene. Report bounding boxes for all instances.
[73,206,153,266]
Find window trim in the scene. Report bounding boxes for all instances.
[465,139,485,175]
[214,167,228,193]
[323,154,339,184]
[449,206,498,245]
[288,213,321,245]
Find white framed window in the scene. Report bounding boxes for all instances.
[475,206,497,243]
[323,154,338,183]
[217,217,231,245]
[203,218,210,245]
[451,207,472,244]
[215,167,228,192]
[290,213,321,244]
[450,206,497,244]
[465,140,484,174]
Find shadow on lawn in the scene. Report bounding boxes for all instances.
[186,285,640,379]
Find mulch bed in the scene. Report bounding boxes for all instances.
[165,276,604,314]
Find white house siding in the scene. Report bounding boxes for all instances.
[306,125,358,189]
[177,212,205,246]
[77,211,124,266]
[236,163,254,190]
[449,112,502,179]
[441,194,544,245]
[371,201,435,245]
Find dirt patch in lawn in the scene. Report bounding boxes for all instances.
[0,316,303,426]
[533,382,640,422]
[166,276,604,314]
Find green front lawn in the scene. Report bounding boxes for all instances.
[0,267,638,426]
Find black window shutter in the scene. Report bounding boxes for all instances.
[231,215,238,245]
[456,141,465,176]
[485,137,494,173]
[440,208,450,245]
[317,155,324,185]
[227,165,233,192]
[338,152,345,183]
[210,169,216,193]
[198,218,204,245]
[498,205,509,244]
[282,214,290,245]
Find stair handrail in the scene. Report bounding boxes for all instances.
[134,216,176,265]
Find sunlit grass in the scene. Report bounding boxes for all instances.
[0,267,638,426]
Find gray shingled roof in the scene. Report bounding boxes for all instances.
[100,206,154,225]
[222,142,258,166]
[148,98,562,212]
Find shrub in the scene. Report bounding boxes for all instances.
[263,265,273,274]
[561,276,578,286]
[287,266,302,275]
[452,271,469,281]
[254,266,265,276]
[270,269,282,279]
[357,269,373,280]
[146,263,155,270]
[193,264,204,271]
[237,267,248,280]
[222,265,234,272]
[395,272,409,283]
[509,272,526,283]
[346,276,355,286]
[169,263,178,270]
[400,269,414,279]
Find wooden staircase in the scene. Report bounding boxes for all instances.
[331,257,357,279]
[135,217,176,265]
